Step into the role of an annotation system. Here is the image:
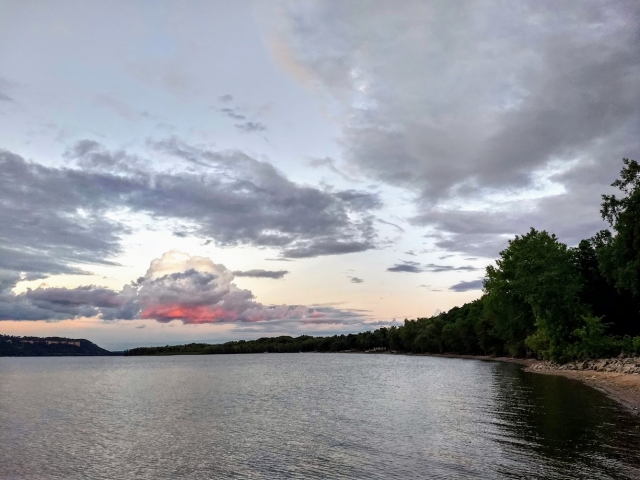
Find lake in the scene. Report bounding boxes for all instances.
[1,354,640,479]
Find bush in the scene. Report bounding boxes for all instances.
[568,315,619,359]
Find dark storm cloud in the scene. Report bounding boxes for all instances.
[387,261,422,273]
[0,139,381,277]
[235,121,266,133]
[233,269,289,279]
[449,279,485,292]
[278,0,640,255]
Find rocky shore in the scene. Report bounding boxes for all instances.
[528,356,640,374]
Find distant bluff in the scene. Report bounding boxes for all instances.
[0,335,114,356]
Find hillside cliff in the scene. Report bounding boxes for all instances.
[0,335,114,356]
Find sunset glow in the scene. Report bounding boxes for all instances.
[141,305,238,324]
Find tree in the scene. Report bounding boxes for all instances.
[484,228,585,360]
[599,158,640,299]
[572,237,640,336]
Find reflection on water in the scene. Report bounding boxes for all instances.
[0,354,639,479]
[489,363,640,479]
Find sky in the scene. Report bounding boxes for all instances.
[0,0,638,351]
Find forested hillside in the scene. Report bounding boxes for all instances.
[128,159,640,362]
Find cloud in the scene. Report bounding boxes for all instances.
[282,239,374,259]
[377,218,405,233]
[449,279,485,292]
[0,140,382,277]
[235,121,266,133]
[349,277,364,283]
[147,137,380,257]
[0,150,130,277]
[422,263,481,273]
[63,140,143,173]
[386,260,480,274]
[219,107,246,120]
[308,157,359,183]
[387,261,422,273]
[233,269,289,279]
[334,190,382,210]
[415,187,611,256]
[0,251,376,328]
[218,94,233,102]
[0,92,13,103]
[0,282,125,321]
[274,1,640,255]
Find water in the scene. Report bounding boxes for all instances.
[1,354,640,479]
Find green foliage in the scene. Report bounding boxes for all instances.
[568,315,619,360]
[599,158,640,298]
[485,228,585,360]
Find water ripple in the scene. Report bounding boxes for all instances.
[1,354,640,479]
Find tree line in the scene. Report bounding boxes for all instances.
[126,159,640,362]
